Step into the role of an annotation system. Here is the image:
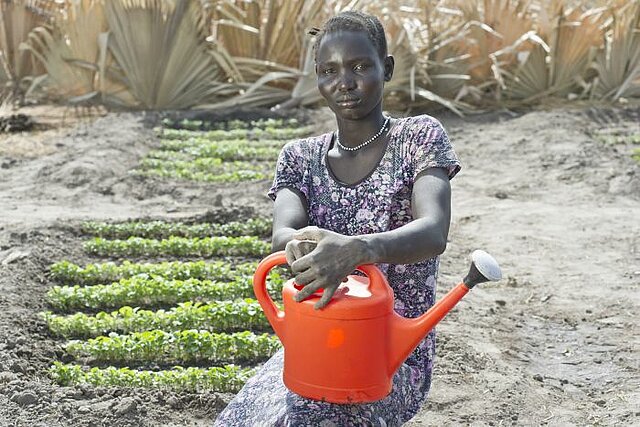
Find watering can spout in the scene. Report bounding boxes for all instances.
[387,250,502,375]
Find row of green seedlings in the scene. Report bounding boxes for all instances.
[50,362,253,393]
[81,216,272,258]
[594,132,640,146]
[138,138,284,182]
[593,131,640,164]
[84,235,270,257]
[135,138,284,183]
[138,118,311,183]
[47,271,283,390]
[48,218,285,393]
[158,126,312,141]
[161,117,303,132]
[137,158,274,183]
[81,217,272,239]
[46,262,285,313]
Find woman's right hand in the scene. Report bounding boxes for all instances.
[284,239,317,266]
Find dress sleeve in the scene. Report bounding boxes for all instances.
[411,116,461,181]
[267,140,309,202]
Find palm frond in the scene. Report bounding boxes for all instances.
[212,0,327,85]
[589,0,640,100]
[488,0,607,102]
[19,0,110,100]
[0,0,55,98]
[455,0,535,83]
[105,0,234,109]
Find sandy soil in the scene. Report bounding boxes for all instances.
[0,102,638,426]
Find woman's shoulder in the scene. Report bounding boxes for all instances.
[280,133,330,166]
[394,114,449,144]
[280,132,331,158]
[399,113,445,130]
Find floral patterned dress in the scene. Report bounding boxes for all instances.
[214,114,461,426]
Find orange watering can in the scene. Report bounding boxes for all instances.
[253,249,502,403]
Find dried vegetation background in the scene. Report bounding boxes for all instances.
[1,0,639,114]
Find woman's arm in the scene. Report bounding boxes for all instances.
[291,167,451,309]
[271,187,308,251]
[359,166,451,264]
[271,187,316,265]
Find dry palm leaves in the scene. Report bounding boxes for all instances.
[105,0,237,109]
[491,0,606,102]
[201,0,328,109]
[3,0,640,112]
[21,0,107,101]
[456,0,535,83]
[212,0,326,70]
[0,0,56,98]
[589,0,640,100]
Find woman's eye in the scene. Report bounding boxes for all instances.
[322,68,334,75]
[354,64,367,72]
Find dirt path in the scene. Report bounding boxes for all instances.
[0,103,638,426]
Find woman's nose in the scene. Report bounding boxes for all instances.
[337,71,356,92]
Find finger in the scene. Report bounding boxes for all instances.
[294,268,316,286]
[291,253,314,273]
[314,285,339,310]
[293,226,324,242]
[284,241,304,266]
[294,280,321,302]
[284,244,295,266]
[298,239,317,256]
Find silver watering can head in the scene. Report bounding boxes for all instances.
[463,249,502,288]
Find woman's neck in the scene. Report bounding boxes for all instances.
[335,109,387,149]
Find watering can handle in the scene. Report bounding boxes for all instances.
[253,252,288,338]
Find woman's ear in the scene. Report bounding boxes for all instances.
[383,55,395,82]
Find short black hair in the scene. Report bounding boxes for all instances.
[310,11,388,63]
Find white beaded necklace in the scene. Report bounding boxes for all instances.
[335,116,390,152]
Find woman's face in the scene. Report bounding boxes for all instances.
[315,30,392,121]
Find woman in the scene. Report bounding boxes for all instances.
[215,10,461,426]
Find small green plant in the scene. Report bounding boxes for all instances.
[44,299,274,338]
[48,260,261,286]
[158,126,311,141]
[147,145,280,162]
[139,157,268,173]
[159,138,286,151]
[596,133,640,145]
[160,117,302,131]
[632,147,640,163]
[65,330,281,365]
[83,236,270,257]
[81,218,272,239]
[50,362,255,392]
[47,273,284,311]
[136,158,273,183]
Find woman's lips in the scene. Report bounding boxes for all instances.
[336,98,360,108]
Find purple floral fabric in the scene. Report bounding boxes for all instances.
[214,114,461,426]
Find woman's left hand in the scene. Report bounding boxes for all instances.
[290,226,370,309]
